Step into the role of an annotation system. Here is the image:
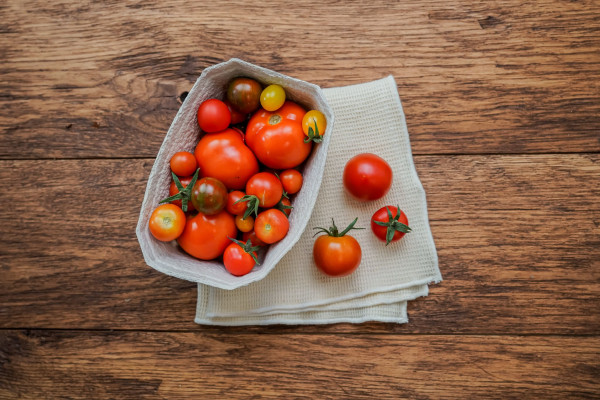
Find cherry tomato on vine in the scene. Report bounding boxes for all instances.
[302,110,326,143]
[279,169,303,194]
[169,176,195,212]
[197,98,231,133]
[190,177,228,215]
[313,218,363,277]
[148,204,186,242]
[227,77,262,114]
[177,210,236,260]
[169,152,197,177]
[226,190,248,215]
[343,153,393,201]
[235,214,254,233]
[246,101,311,169]
[223,238,262,276]
[195,128,259,190]
[238,172,284,218]
[255,209,289,244]
[371,206,411,245]
[260,84,286,111]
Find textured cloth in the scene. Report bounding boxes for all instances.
[195,76,441,325]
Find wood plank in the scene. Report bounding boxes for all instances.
[1,0,599,158]
[0,331,598,399]
[0,155,598,333]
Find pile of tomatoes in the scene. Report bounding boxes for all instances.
[149,77,327,277]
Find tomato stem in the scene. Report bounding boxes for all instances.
[228,237,261,265]
[234,195,260,219]
[304,120,324,144]
[313,217,364,237]
[159,168,199,212]
[372,206,412,245]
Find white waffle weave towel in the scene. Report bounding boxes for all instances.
[195,76,441,325]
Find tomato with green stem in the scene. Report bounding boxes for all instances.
[371,206,411,245]
[160,169,199,212]
[302,110,326,143]
[223,238,262,276]
[226,190,248,215]
[275,196,293,217]
[313,218,363,277]
[148,204,186,242]
[236,172,283,219]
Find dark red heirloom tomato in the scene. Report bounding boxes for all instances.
[227,77,262,114]
[190,177,228,216]
[197,99,231,133]
[343,153,393,201]
[177,210,236,260]
[245,101,311,170]
[194,128,259,190]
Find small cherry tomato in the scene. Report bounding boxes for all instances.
[177,210,236,260]
[226,190,248,215]
[302,110,326,143]
[279,169,303,194]
[242,229,267,247]
[224,99,247,124]
[223,238,262,276]
[255,209,289,244]
[371,206,411,245]
[148,204,186,242]
[235,214,254,233]
[197,98,231,133]
[227,77,262,114]
[169,152,197,177]
[239,172,284,218]
[343,153,393,201]
[191,177,228,215]
[169,176,195,212]
[313,218,363,277]
[276,197,292,216]
[260,84,286,111]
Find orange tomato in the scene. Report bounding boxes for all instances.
[148,204,186,242]
[254,209,289,244]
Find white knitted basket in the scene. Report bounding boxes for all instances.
[136,59,334,289]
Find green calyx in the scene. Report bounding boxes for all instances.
[234,195,260,219]
[303,120,324,144]
[313,217,364,237]
[275,197,293,218]
[372,206,412,246]
[159,168,199,212]
[228,237,262,265]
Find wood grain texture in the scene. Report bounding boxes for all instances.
[0,155,597,333]
[1,0,599,158]
[0,331,598,399]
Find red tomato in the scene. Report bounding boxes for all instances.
[148,204,186,242]
[223,239,261,276]
[227,77,262,114]
[169,176,195,212]
[343,153,393,201]
[177,210,236,260]
[226,190,248,215]
[279,169,303,194]
[277,197,292,216]
[194,128,259,190]
[313,218,362,277]
[242,230,267,247]
[254,209,289,244]
[246,172,283,208]
[371,206,411,245]
[245,101,312,169]
[169,152,197,177]
[190,177,228,215]
[197,98,231,133]
[224,99,247,124]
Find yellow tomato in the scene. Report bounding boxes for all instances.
[260,84,286,111]
[302,110,327,137]
[235,214,255,233]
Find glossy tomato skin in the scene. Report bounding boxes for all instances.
[223,242,257,276]
[227,77,262,114]
[246,101,311,169]
[169,176,195,211]
[190,177,228,215]
[246,172,283,208]
[148,204,186,242]
[371,206,409,243]
[195,128,259,190]
[177,210,236,260]
[235,214,254,233]
[197,99,231,133]
[170,152,197,177]
[313,235,362,277]
[260,84,286,111]
[279,169,303,194]
[343,153,393,201]
[254,209,289,244]
[302,110,327,137]
[226,190,248,215]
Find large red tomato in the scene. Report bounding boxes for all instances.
[194,128,259,190]
[177,210,236,260]
[343,153,393,201]
[246,101,312,169]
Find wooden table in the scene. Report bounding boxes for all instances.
[1,1,599,398]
